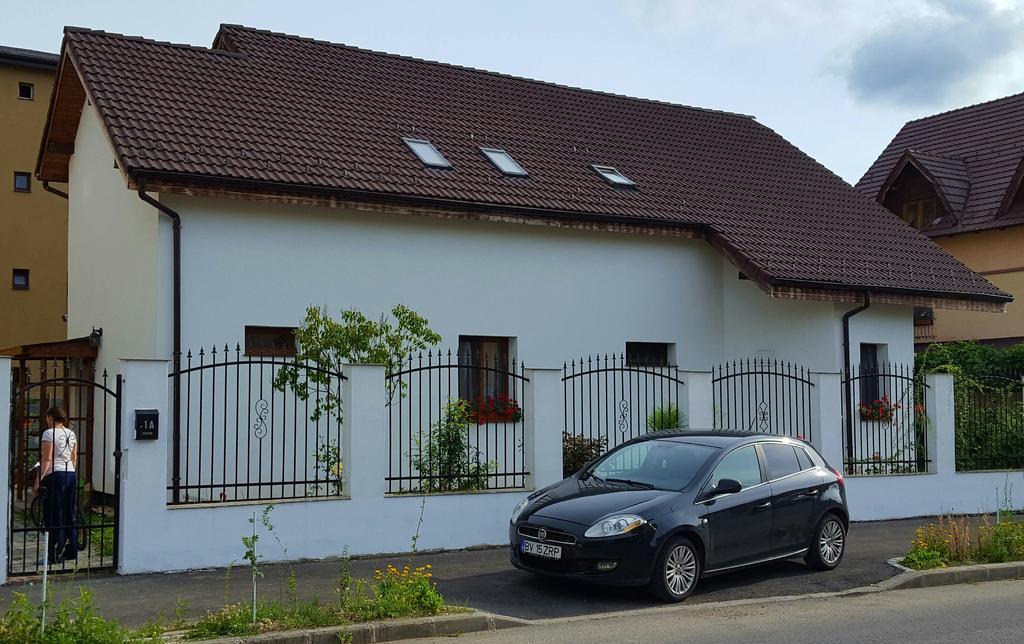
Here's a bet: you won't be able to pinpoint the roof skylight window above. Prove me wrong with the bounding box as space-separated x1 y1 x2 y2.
480 147 528 176
592 165 636 187
403 138 452 169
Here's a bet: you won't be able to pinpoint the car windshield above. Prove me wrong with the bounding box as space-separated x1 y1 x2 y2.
585 439 719 491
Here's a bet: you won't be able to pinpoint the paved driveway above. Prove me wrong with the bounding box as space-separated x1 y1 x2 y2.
0 518 919 626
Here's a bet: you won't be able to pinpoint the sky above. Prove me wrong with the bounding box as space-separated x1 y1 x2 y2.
3 0 1023 184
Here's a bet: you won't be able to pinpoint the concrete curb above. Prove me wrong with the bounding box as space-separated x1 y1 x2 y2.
172 611 527 644
882 560 1024 590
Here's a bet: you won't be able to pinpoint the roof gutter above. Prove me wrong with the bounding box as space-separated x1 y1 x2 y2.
771 277 1012 304
841 294 870 467
42 180 68 200
136 185 183 504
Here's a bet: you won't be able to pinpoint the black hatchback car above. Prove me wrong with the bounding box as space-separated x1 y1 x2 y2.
509 431 848 601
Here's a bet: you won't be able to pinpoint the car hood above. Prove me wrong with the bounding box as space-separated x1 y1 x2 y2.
524 477 678 526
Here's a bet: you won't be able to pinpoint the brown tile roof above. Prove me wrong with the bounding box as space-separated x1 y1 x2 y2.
40 25 1009 305
857 91 1024 236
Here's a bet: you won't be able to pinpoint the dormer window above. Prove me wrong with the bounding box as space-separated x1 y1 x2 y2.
901 199 935 230
591 164 636 187
403 138 452 169
480 148 528 177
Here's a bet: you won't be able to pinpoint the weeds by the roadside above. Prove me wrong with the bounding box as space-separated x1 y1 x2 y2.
0 589 160 644
902 514 1024 569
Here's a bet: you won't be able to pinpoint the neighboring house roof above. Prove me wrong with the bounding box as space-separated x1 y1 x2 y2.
857 91 1024 236
36 25 1010 308
0 45 59 70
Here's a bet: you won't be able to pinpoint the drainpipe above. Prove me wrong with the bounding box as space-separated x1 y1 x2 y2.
42 181 69 200
841 294 871 466
136 185 183 503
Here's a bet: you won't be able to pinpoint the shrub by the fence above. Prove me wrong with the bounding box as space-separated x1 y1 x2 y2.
562 432 607 477
952 371 1024 471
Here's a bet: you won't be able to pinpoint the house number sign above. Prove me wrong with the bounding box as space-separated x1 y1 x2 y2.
134 409 159 440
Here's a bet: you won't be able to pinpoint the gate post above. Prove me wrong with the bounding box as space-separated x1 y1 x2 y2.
926 373 954 474
0 356 11 585
811 372 843 468
680 371 713 428
118 359 171 574
342 364 387 500
525 368 562 488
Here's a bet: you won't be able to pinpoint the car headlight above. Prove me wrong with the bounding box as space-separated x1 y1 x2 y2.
510 497 530 524
584 514 648 538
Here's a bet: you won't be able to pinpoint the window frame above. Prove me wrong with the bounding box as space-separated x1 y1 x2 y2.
479 147 528 177
900 199 935 230
244 325 297 357
858 343 886 405
402 137 453 169
704 444 765 493
458 335 512 410
591 164 636 187
12 268 29 291
625 342 671 367
18 82 34 101
13 172 31 193
758 441 804 482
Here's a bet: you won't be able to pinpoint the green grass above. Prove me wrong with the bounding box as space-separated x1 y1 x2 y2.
0 589 161 644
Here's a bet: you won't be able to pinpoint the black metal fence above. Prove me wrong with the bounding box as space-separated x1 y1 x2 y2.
842 362 929 475
386 351 529 494
168 345 346 504
8 362 120 576
562 355 685 476
711 358 814 441
953 370 1023 471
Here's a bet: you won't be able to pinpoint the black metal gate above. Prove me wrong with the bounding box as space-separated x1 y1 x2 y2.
8 364 121 576
711 358 815 441
562 355 686 476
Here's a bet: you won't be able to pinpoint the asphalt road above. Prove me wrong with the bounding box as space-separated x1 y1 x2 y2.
0 518 918 626
416 579 1024 643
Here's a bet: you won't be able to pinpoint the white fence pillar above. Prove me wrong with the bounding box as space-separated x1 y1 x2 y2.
680 370 713 428
526 368 563 489
0 356 11 585
811 372 843 468
118 359 171 574
343 364 387 500
926 372 954 474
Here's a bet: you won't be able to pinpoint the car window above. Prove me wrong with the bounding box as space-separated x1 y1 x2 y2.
795 446 814 471
589 440 719 490
709 445 762 489
762 443 801 480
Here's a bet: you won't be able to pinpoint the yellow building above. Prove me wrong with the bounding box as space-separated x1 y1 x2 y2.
857 92 1024 348
0 46 67 348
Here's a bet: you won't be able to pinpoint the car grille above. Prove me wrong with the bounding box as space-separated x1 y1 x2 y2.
517 524 577 545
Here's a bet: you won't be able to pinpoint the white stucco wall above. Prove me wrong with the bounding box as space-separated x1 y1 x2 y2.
68 104 161 373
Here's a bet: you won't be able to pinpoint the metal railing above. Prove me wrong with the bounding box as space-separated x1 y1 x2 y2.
842 362 929 475
386 351 529 494
711 358 814 441
167 345 346 504
953 369 1024 471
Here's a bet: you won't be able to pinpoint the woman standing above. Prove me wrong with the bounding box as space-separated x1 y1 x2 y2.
34 406 79 563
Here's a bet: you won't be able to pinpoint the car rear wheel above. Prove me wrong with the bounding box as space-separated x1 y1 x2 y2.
805 513 846 571
649 536 700 602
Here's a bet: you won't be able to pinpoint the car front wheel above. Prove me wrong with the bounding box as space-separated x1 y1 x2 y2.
649 536 701 602
805 513 846 570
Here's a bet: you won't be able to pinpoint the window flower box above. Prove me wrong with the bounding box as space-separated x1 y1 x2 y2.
468 394 523 424
858 394 900 422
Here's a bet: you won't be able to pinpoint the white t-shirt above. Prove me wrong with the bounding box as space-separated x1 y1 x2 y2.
42 426 76 476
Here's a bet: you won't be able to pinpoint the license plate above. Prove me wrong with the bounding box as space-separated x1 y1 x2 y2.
521 539 562 559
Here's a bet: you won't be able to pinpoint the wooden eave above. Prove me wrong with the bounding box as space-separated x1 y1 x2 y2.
0 337 98 361
876 151 960 223
35 47 87 183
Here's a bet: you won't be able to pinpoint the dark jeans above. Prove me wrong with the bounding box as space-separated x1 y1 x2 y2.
41 471 79 563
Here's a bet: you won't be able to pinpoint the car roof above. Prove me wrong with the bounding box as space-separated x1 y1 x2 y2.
637 429 806 448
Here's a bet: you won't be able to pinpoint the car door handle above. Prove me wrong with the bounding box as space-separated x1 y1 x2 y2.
755 500 772 511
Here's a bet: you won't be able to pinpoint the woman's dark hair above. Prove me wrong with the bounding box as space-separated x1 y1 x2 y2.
46 406 68 424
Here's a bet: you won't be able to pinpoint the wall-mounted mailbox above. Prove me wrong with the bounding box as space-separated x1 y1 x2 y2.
134 409 159 440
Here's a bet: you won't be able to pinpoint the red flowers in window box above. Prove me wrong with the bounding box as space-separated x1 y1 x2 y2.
858 395 900 422
468 394 523 423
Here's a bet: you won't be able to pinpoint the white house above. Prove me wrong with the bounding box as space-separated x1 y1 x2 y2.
6 23 1018 579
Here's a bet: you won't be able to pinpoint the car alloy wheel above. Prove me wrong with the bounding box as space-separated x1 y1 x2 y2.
665 543 698 596
818 518 845 565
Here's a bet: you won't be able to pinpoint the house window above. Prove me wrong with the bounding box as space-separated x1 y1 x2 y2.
626 342 670 367
858 343 887 404
244 326 296 356
913 307 934 326
591 164 636 187
12 269 29 291
458 335 512 407
14 172 31 192
403 138 452 169
18 82 34 100
900 199 935 230
480 148 528 176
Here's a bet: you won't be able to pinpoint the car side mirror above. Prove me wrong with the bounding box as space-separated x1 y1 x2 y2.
713 478 743 496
